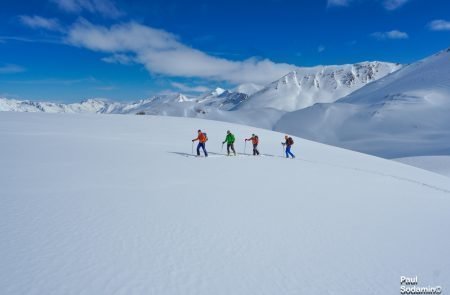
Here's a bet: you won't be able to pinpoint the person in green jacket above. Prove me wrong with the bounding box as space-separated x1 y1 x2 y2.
222 130 236 156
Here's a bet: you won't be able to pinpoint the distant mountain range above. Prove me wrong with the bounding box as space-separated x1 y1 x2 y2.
0 61 400 115
2 48 449 159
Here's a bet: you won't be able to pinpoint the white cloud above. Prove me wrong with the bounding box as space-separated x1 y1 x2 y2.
371 30 409 40
51 0 123 18
0 64 26 74
383 0 409 10
0 36 63 45
171 82 210 93
328 0 410 10
66 20 296 84
19 15 64 32
428 19 450 31
318 45 326 53
102 54 136 65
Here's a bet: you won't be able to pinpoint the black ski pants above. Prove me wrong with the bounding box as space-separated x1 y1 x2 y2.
253 144 260 155
227 143 236 155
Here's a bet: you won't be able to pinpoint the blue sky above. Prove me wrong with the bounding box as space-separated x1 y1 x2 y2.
0 0 449 102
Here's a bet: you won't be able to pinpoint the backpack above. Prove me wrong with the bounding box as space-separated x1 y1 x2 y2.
203 133 208 142
288 137 294 145
254 135 259 144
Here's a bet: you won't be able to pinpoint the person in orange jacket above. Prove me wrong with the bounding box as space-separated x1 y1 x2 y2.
245 134 260 156
192 129 208 157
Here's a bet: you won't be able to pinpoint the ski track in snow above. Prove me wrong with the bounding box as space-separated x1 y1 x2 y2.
395 156 450 178
294 157 450 195
171 152 450 194
170 151 280 158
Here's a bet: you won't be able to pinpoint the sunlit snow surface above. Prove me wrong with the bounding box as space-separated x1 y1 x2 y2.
1 112 449 295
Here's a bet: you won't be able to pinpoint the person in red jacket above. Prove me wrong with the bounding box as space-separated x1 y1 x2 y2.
245 134 260 156
192 129 208 157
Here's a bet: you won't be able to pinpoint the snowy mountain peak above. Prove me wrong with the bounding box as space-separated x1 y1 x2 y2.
79 98 109 108
283 70 299 80
212 87 226 96
233 83 264 96
341 48 450 106
279 71 300 87
238 61 402 112
176 93 189 102
434 47 450 57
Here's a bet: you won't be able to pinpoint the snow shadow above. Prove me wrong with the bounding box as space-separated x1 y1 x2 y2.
168 151 282 158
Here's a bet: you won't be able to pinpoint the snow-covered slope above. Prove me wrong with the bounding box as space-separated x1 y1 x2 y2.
238 61 401 112
233 83 264 96
275 48 450 158
1 112 449 295
395 156 450 177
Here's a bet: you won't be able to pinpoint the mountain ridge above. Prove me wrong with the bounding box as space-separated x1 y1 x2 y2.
237 61 401 112
0 61 401 115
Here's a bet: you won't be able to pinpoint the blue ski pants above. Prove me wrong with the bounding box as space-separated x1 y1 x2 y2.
285 145 295 158
197 142 208 157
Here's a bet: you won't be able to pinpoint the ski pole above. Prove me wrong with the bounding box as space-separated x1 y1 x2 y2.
221 142 224 153
244 140 247 155
282 144 285 157
192 141 194 155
